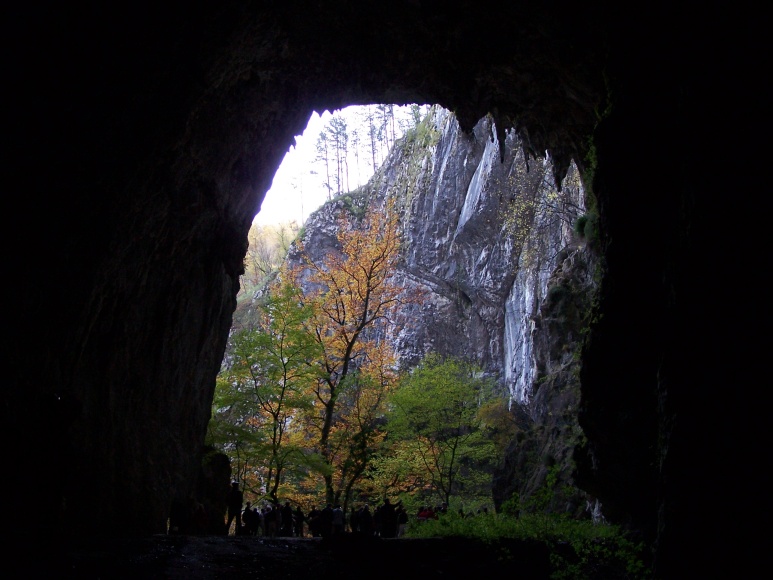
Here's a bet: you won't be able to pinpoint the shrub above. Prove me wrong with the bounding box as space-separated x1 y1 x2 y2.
407 466 648 579
547 283 570 307
405 510 649 579
574 211 600 250
574 215 589 237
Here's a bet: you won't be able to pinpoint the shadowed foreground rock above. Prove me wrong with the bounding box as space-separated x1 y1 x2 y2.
6 2 764 578
53 536 550 580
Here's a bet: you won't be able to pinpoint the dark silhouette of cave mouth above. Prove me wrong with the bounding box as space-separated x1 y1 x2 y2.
8 4 759 579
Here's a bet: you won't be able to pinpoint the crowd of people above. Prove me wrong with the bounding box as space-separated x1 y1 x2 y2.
170 480 477 538
229 496 447 539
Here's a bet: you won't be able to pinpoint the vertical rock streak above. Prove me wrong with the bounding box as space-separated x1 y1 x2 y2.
297 106 588 410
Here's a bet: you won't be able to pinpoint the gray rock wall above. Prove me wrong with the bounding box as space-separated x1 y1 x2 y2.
287 106 595 511
296 107 588 406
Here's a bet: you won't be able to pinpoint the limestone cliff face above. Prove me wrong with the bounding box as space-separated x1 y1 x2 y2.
286 106 597 511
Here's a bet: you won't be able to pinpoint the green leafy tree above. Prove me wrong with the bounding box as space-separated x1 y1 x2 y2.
208 281 321 503
386 354 499 507
322 368 394 509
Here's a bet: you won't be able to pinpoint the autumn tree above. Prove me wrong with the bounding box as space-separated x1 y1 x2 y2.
321 356 396 508
386 353 499 507
208 280 321 503
287 199 415 508
243 222 300 289
362 438 429 503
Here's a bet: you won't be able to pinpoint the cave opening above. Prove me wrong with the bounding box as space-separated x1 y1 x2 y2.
214 96 597 548
8 3 760 577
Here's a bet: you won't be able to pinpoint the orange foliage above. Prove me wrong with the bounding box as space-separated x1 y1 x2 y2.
280 198 421 505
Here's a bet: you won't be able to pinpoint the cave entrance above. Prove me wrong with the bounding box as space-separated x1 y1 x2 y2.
214 98 594 526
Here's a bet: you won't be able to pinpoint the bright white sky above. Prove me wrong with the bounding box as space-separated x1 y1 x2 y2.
253 110 331 226
253 105 422 226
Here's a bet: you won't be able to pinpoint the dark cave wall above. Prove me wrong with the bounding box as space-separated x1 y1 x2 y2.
7 3 308 538
5 2 761 577
8 1 607 539
572 6 761 574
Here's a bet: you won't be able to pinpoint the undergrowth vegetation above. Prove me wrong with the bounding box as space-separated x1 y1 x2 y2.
404 510 649 579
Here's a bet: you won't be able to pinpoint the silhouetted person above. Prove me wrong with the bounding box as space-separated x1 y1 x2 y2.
380 498 397 538
281 501 294 536
358 504 374 537
320 503 334 537
225 481 243 535
254 507 265 536
308 506 322 537
243 501 257 535
373 503 383 537
264 505 278 537
349 505 359 534
192 499 208 534
331 504 345 535
293 505 305 537
274 501 283 535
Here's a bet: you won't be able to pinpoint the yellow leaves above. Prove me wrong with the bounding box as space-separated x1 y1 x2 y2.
367 438 430 497
283 199 411 501
314 200 399 301
222 198 420 506
477 398 519 454
285 427 311 447
242 221 300 289
287 200 409 390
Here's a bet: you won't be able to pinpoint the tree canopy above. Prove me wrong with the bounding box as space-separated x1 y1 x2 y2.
211 199 431 511
386 354 499 507
286 198 414 507
208 280 320 502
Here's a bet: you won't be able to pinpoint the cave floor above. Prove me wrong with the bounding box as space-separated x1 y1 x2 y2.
38 534 552 579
